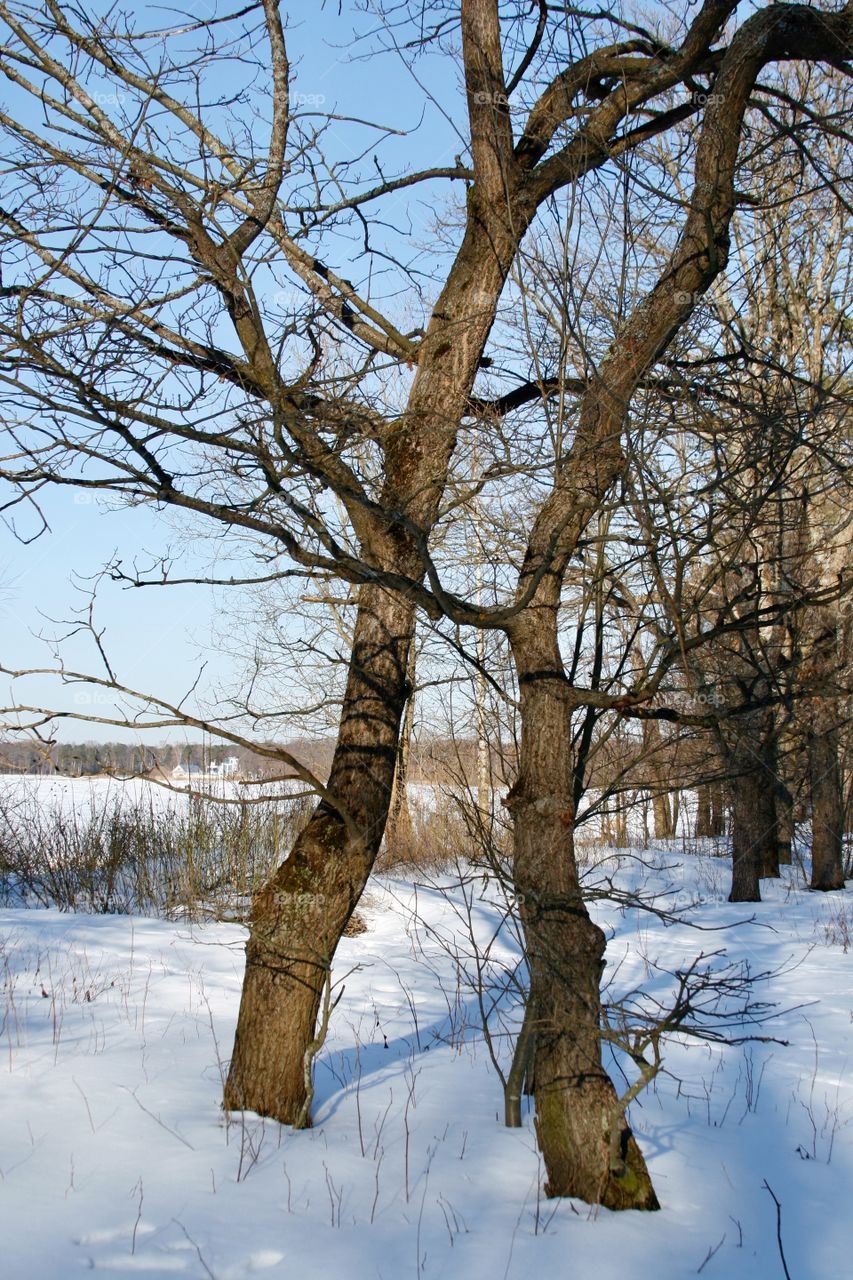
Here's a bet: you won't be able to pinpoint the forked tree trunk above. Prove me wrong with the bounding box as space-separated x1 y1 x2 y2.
224 584 414 1120
507 618 658 1209
223 85 530 1117
808 718 845 891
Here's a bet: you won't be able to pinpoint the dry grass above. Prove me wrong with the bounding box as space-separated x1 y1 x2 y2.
0 787 312 920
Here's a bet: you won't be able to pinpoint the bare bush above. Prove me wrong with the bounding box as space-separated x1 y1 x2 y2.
0 787 311 919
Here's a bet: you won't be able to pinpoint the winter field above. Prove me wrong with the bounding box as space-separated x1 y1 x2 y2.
0 776 851 1279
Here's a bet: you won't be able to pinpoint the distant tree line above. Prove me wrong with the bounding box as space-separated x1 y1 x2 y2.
0 740 288 777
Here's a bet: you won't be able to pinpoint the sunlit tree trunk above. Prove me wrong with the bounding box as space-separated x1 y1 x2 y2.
225 584 414 1118
385 642 418 860
224 92 533 1114
695 784 712 838
507 609 658 1209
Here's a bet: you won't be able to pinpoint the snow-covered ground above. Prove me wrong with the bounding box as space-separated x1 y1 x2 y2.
1 781 851 1278
0 773 296 815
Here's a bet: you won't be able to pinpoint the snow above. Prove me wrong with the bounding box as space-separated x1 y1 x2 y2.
1 784 851 1278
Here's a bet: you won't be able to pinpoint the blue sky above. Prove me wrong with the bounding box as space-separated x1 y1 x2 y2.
0 0 464 743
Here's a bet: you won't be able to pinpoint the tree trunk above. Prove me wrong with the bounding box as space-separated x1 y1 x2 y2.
652 790 674 841
729 764 779 900
384 641 417 862
671 789 681 837
760 741 781 880
504 991 538 1128
710 779 726 837
223 111 530 1120
809 718 845 891
695 784 712 838
507 618 658 1209
643 720 675 839
224 584 414 1120
614 789 629 847
725 716 780 901
728 766 768 902
774 780 794 866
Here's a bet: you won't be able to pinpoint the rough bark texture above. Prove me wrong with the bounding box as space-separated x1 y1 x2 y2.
803 614 846 890
507 616 658 1209
653 791 676 840
728 766 778 902
760 736 782 880
223 1 549 1122
224 584 414 1119
383 643 417 864
492 2 853 1198
809 719 845 891
726 725 781 903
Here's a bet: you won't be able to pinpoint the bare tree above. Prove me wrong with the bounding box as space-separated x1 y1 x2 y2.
1 0 852 1208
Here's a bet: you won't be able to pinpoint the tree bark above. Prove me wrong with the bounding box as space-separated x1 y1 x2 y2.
223 0 853 1134
223 61 530 1117
710 780 726 837
383 642 417 863
507 615 658 1209
695 784 712 838
808 718 845 891
224 584 414 1119
774 779 794 866
728 765 777 902
643 722 676 839
653 791 675 840
726 725 783 901
760 735 781 880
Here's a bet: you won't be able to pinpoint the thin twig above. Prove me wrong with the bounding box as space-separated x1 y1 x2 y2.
762 1180 793 1280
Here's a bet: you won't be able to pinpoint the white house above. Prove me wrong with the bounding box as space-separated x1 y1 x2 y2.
170 756 239 781
171 762 204 780
208 756 239 778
